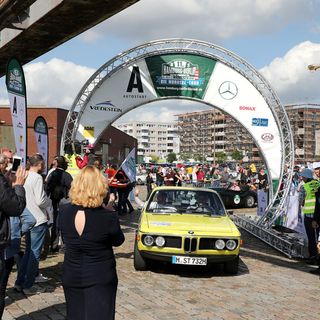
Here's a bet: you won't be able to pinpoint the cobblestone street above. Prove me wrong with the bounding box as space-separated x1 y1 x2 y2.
3 188 320 320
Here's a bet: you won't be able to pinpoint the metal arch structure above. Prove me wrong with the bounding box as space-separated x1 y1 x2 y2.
61 38 300 257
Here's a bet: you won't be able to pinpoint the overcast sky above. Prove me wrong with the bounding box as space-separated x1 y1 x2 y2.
0 0 320 123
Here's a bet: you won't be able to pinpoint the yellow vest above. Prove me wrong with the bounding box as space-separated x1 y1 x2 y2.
302 180 319 217
65 154 80 178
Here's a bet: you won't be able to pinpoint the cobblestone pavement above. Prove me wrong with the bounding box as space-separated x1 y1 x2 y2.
3 187 320 320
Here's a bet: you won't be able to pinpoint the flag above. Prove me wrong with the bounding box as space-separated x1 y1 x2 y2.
34 116 48 174
5 57 27 166
120 148 136 183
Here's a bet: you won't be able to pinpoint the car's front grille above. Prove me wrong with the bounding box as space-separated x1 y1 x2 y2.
184 237 197 252
199 238 216 250
165 236 182 248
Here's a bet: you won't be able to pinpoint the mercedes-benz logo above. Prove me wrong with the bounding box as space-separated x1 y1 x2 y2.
218 81 238 100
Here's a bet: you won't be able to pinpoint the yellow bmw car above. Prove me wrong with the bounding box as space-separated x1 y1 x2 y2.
134 186 241 274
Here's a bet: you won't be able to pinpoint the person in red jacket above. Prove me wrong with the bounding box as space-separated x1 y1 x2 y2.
75 144 95 169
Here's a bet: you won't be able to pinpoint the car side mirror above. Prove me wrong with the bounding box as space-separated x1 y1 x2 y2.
227 210 234 215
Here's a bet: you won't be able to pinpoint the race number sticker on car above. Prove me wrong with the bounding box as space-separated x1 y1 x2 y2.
234 195 241 204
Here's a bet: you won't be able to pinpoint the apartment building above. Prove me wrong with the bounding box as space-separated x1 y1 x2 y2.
115 121 179 161
176 109 260 161
285 104 320 164
176 104 320 164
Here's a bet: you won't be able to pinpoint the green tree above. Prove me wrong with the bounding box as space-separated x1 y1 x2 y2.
215 151 227 163
167 152 177 163
150 155 160 163
231 149 243 161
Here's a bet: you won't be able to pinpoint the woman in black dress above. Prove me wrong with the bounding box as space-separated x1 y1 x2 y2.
59 165 125 320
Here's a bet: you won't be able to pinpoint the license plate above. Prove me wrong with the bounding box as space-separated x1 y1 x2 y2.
172 256 207 266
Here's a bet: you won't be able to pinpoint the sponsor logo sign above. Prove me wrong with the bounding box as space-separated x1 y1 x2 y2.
8 68 23 93
219 81 238 100
252 118 268 127
239 106 256 111
90 101 122 112
261 133 274 143
146 54 216 99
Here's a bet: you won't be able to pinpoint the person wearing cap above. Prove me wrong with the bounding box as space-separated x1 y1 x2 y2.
299 168 320 265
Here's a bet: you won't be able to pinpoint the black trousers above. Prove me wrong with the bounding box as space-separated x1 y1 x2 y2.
0 254 15 318
304 216 319 258
50 201 60 251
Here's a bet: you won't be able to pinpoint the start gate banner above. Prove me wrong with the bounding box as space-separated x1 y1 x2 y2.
5 57 27 166
34 116 48 174
76 53 282 185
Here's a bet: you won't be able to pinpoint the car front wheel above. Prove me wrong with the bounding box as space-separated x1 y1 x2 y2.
134 240 148 271
245 195 255 208
224 256 239 275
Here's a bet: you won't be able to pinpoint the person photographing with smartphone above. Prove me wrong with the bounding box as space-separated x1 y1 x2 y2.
0 152 28 317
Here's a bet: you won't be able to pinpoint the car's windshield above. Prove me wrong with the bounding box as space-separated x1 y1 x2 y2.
146 189 225 216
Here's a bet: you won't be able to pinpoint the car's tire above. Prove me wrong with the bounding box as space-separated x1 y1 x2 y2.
245 195 255 208
224 256 239 275
134 240 148 271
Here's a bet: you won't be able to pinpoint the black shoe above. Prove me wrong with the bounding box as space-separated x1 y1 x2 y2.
309 267 320 274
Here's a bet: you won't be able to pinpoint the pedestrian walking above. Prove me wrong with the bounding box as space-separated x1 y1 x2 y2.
45 156 72 252
58 165 125 320
14 154 52 294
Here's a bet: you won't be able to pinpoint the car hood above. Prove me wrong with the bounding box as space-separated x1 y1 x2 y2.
141 213 240 236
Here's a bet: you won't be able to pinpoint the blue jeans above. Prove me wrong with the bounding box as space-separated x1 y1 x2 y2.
15 223 48 289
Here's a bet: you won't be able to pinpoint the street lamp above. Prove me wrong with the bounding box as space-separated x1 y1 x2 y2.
308 64 320 71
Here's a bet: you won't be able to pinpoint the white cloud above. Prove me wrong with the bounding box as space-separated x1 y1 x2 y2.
260 41 320 104
80 0 316 43
22 58 96 107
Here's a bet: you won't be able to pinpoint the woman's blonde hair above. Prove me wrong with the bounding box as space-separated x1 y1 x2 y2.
69 165 108 208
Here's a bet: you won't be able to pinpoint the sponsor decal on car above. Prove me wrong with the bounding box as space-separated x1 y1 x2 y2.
234 195 241 204
150 222 172 226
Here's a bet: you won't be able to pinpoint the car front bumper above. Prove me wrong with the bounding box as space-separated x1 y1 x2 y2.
139 250 239 264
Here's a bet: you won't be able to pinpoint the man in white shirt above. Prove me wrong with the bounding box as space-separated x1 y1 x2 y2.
15 154 52 294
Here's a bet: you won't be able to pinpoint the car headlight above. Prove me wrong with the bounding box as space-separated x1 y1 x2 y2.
155 236 165 247
215 239 225 250
144 235 154 246
226 239 237 250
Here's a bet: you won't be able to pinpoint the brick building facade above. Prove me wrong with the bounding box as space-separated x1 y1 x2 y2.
0 105 137 166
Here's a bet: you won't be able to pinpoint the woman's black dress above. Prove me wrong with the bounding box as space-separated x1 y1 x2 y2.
59 204 125 320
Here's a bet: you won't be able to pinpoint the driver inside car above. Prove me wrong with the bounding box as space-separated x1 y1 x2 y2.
187 192 214 213
135 190 170 211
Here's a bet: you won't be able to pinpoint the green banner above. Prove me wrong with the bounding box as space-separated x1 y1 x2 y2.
145 54 216 99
